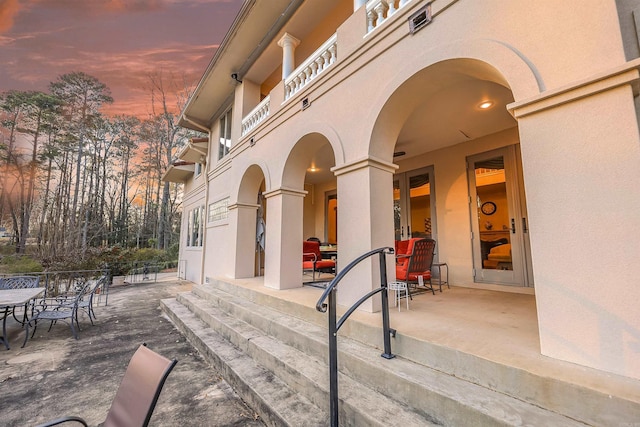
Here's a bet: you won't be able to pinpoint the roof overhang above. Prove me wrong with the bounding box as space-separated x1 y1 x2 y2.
161 162 195 183
178 137 209 163
179 0 305 131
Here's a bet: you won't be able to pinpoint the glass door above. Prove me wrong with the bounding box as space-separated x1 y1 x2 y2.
394 166 436 241
468 146 532 286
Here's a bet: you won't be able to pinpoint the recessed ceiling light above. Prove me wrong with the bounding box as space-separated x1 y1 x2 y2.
478 101 494 110
307 166 318 172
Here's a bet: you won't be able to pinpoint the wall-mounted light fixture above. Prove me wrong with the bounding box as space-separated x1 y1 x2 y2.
231 73 242 84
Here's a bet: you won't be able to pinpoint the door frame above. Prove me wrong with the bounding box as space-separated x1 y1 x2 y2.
394 165 438 243
467 145 532 287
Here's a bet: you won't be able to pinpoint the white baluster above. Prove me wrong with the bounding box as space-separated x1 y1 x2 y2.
387 0 396 15
310 61 319 78
315 56 325 74
304 67 313 84
367 9 376 32
375 2 387 25
328 44 337 65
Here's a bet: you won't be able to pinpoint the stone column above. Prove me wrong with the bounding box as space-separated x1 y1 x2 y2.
277 33 301 80
263 187 307 289
332 157 398 312
509 67 640 380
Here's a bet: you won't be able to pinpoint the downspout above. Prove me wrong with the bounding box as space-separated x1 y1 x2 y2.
199 147 210 286
197 134 211 286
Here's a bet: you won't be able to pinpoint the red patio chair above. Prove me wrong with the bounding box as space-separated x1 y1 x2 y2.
303 240 336 281
395 238 436 296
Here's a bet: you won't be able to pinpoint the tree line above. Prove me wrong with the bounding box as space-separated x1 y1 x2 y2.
0 71 198 262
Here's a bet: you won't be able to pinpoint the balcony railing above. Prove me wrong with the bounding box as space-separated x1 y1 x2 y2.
366 0 411 33
241 95 271 136
284 33 337 100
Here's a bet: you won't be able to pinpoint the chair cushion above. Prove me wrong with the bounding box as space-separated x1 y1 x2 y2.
395 240 410 256
303 260 335 268
396 265 431 281
488 244 511 262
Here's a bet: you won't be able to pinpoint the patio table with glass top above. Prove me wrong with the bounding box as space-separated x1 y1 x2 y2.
0 287 45 350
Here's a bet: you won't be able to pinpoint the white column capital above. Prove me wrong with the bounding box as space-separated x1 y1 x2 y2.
277 32 300 49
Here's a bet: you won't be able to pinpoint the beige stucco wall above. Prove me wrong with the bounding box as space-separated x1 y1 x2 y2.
183 0 640 379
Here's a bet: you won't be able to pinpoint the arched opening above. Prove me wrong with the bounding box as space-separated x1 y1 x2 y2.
371 58 533 290
282 132 337 285
235 164 267 278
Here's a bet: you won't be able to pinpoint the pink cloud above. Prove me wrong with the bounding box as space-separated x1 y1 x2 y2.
0 0 20 33
0 0 244 117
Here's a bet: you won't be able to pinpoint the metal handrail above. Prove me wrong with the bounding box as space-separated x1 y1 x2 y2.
315 246 395 427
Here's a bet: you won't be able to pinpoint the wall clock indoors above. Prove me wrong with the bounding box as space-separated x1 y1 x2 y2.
481 201 497 215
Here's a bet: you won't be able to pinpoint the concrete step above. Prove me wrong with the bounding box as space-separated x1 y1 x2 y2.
161 298 327 427
207 279 640 427
164 284 588 426
169 292 439 426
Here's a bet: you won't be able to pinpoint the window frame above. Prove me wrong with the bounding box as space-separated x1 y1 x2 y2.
218 109 232 160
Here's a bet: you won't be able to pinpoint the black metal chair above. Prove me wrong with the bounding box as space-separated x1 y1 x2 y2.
22 281 91 346
0 275 40 289
72 274 109 328
35 344 177 427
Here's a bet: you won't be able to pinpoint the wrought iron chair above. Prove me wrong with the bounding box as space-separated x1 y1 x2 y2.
395 238 436 296
35 343 177 427
303 240 336 281
22 281 91 346
69 274 109 328
0 275 40 289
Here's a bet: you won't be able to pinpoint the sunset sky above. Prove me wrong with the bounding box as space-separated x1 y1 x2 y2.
0 0 244 117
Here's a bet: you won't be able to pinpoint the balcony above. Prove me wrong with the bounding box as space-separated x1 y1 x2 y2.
241 95 271 136
366 0 413 34
239 0 421 137
284 33 338 101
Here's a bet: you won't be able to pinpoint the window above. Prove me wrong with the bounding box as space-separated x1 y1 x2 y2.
208 197 229 222
218 109 232 159
195 163 202 177
186 206 204 247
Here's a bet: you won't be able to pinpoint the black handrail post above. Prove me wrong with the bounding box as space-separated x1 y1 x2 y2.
379 251 394 359
328 287 339 427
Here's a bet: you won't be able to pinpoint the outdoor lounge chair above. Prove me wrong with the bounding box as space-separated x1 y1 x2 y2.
35 343 177 427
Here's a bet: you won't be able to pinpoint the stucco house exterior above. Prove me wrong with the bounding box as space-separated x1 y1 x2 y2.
163 0 640 385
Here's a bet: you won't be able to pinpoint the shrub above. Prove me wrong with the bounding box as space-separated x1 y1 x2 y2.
0 255 44 274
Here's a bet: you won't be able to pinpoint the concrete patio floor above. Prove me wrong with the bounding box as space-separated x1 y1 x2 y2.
0 275 265 427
